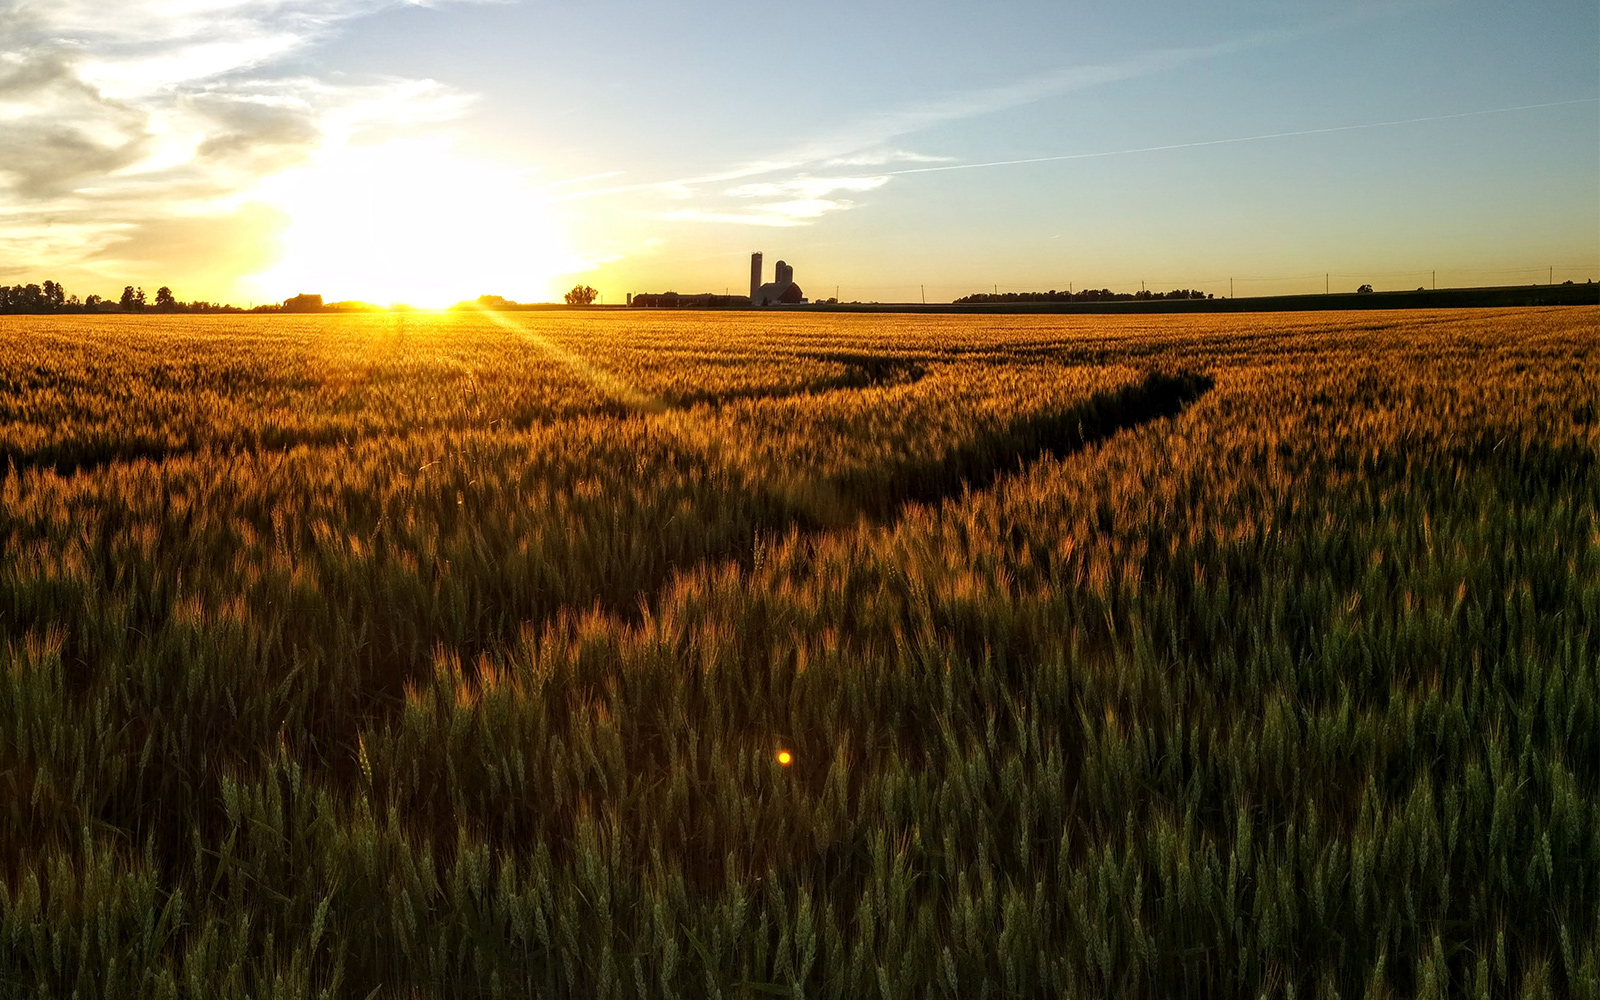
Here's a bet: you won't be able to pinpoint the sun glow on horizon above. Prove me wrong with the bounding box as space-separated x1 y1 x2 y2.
252 139 584 308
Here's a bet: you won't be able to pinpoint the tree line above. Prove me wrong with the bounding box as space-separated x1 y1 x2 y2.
0 281 247 314
955 288 1211 304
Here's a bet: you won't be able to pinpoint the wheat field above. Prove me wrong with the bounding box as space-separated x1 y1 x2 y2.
0 307 1595 998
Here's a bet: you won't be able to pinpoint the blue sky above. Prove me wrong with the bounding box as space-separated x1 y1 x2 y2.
1 0 1594 303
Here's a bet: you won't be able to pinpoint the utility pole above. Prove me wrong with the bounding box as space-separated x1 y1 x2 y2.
921 285 926 304
1432 270 1436 290
835 285 839 301
993 284 998 296
1325 274 1329 295
1550 265 1554 285
1230 278 1234 299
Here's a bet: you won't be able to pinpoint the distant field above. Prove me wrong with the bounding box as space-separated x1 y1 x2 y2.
0 308 1595 998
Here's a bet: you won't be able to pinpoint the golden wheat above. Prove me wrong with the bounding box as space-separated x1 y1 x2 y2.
0 306 1594 998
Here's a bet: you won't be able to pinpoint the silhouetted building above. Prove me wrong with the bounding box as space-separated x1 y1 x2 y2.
628 291 749 308
749 252 806 306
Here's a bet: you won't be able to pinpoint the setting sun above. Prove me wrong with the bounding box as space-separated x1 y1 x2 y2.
253 139 580 308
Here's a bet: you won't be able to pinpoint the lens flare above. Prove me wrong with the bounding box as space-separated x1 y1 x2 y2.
776 749 793 766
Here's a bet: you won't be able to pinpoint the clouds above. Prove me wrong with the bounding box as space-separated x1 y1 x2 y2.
88 202 288 292
616 35 1274 232
724 176 891 200
0 0 484 298
0 48 78 96
825 150 955 168
0 48 151 198
190 92 322 164
0 117 151 201
663 174 891 227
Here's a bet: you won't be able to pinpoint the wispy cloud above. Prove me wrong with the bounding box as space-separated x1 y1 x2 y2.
725 176 889 200
665 192 883 228
656 174 892 227
639 10 1467 232
0 0 487 296
825 149 955 168
592 33 1283 231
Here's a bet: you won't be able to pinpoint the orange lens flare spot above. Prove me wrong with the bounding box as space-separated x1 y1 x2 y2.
776 749 793 766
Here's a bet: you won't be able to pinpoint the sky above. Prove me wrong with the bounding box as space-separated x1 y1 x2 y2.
1 0 1595 306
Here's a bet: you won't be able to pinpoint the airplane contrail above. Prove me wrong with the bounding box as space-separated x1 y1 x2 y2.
886 98 1599 176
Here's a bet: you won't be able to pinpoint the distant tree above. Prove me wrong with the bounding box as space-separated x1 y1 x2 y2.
564 284 599 306
84 295 103 310
470 294 518 310
283 293 324 313
120 286 143 311
1356 284 1374 294
155 286 177 311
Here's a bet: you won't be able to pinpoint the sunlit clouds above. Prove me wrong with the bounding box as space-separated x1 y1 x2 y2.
0 0 501 300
